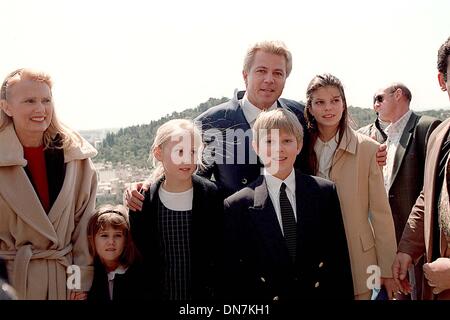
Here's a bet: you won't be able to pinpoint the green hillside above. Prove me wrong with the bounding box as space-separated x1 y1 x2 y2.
96 98 450 169
96 97 229 168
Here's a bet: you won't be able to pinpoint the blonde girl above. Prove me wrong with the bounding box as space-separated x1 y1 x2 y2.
128 119 221 301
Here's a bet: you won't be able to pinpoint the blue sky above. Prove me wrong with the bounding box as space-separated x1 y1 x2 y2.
1 0 449 130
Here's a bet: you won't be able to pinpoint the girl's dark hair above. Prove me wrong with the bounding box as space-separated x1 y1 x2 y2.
303 73 350 176
87 204 139 267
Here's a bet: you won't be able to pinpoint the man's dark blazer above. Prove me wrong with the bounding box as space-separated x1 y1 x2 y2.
128 174 222 300
222 170 354 300
387 113 441 243
195 90 309 198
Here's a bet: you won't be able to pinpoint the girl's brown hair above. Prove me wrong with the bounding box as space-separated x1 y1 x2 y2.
87 204 139 267
304 73 352 176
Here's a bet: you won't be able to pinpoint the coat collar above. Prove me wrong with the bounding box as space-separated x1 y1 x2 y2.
0 123 27 167
336 126 358 155
249 171 309 265
0 123 97 167
329 126 357 180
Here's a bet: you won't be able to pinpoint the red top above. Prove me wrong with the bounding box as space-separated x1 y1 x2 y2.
23 145 50 213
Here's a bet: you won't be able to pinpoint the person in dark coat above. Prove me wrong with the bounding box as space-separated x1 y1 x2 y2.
87 205 148 301
129 119 221 300
222 108 353 300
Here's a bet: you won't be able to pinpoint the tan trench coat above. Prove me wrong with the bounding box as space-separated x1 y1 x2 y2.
0 123 97 299
328 127 397 295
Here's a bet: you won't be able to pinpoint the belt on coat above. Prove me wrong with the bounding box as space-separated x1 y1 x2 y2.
0 244 72 299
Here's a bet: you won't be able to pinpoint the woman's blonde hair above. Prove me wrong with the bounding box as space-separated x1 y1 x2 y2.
0 68 82 150
252 108 304 148
87 204 138 267
148 119 204 183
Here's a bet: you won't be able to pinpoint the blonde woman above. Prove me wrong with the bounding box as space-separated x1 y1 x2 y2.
0 68 98 299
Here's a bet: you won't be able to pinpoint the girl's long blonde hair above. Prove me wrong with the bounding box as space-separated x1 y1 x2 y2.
148 119 204 183
0 68 82 150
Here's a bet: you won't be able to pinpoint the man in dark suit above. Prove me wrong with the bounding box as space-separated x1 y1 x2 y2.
195 41 309 199
359 83 441 299
124 40 386 208
222 108 353 300
393 36 450 300
124 40 309 209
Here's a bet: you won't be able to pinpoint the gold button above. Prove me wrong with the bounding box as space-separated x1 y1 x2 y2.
315 282 320 288
319 262 324 268
260 277 266 283
273 296 279 301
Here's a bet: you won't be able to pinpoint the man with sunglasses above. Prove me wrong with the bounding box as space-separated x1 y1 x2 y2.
359 83 440 299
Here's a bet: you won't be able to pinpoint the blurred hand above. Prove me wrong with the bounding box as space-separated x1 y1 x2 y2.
392 252 413 294
123 181 149 212
69 291 87 300
376 144 387 167
381 277 399 300
423 258 450 295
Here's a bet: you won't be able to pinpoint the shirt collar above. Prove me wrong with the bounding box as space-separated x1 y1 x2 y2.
107 265 128 281
385 110 412 137
316 134 339 150
264 168 296 195
241 93 278 125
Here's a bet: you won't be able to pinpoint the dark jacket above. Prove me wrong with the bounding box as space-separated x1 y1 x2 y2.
129 174 222 300
87 257 149 301
386 114 441 243
222 170 353 300
195 90 309 198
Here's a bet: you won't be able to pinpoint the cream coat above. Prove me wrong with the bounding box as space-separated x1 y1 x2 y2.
0 123 98 299
328 127 397 295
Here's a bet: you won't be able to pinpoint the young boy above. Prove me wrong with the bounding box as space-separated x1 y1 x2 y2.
222 108 354 300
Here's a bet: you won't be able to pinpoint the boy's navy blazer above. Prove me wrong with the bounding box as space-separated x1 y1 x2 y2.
222 170 354 300
129 174 222 300
195 90 309 198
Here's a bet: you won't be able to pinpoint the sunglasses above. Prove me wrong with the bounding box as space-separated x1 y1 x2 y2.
373 88 398 104
373 95 386 103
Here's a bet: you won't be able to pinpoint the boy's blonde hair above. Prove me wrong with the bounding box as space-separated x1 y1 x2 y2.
252 108 303 147
87 205 138 267
149 119 204 183
0 68 83 150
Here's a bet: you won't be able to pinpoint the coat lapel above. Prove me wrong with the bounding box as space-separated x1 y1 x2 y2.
0 166 58 242
425 121 450 258
330 127 357 183
389 113 419 189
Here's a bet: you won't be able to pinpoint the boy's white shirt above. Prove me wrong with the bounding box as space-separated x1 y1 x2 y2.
263 168 297 236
